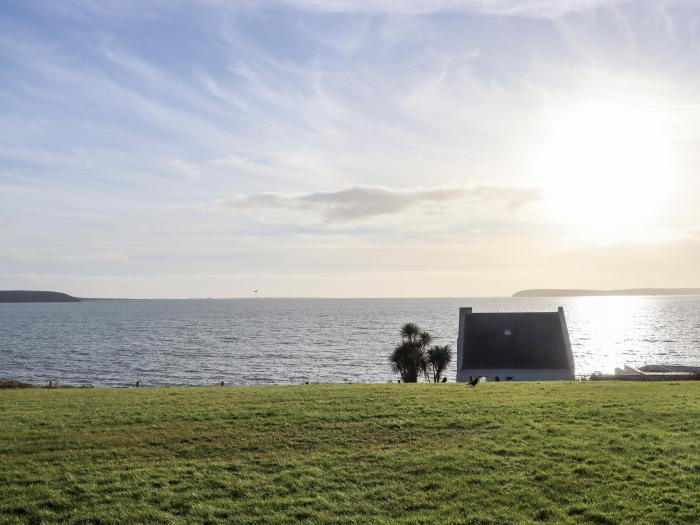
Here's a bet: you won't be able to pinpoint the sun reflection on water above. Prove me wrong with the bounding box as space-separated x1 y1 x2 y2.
567 296 660 374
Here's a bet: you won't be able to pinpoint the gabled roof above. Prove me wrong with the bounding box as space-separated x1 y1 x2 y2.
458 308 574 372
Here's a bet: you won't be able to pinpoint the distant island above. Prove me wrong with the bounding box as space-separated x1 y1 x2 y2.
513 288 700 298
0 290 81 303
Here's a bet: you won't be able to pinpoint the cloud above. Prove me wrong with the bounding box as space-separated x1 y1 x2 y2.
216 184 541 223
300 186 464 222
269 0 631 18
34 0 632 22
5 0 699 297
218 185 461 222
471 186 543 210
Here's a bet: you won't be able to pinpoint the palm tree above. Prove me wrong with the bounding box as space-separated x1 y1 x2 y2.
400 322 421 343
390 323 431 383
419 331 432 348
426 344 452 383
390 341 426 383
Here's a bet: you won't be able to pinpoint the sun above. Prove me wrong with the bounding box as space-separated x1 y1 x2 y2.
534 100 676 239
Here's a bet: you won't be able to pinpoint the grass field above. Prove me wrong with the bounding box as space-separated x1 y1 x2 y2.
1 382 698 524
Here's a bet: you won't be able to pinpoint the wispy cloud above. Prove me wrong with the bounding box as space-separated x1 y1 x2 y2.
2 0 699 296
270 0 631 18
216 184 542 224
37 0 629 19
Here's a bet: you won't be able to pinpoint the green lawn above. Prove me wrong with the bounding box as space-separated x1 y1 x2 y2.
0 382 698 524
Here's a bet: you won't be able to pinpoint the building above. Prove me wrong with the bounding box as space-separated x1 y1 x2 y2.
609 364 700 381
456 307 575 382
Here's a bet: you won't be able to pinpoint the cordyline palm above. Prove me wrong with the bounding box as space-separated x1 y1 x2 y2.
400 322 421 343
390 341 426 383
390 323 432 383
426 344 452 383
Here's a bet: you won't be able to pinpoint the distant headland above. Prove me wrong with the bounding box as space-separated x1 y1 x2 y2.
0 290 81 303
513 288 700 298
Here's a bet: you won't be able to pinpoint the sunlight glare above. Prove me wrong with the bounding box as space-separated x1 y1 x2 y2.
535 100 676 239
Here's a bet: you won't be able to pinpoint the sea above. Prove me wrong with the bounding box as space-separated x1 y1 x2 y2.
1 296 699 387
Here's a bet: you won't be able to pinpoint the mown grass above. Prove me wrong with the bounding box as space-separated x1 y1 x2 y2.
0 382 698 524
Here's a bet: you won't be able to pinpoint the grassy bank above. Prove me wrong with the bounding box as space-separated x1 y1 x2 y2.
1 382 698 524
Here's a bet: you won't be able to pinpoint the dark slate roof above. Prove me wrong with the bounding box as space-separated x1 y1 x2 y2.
462 312 570 370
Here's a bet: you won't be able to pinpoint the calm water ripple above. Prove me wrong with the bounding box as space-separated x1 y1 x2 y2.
1 296 699 386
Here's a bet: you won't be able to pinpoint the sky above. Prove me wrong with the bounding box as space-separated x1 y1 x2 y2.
1 0 699 298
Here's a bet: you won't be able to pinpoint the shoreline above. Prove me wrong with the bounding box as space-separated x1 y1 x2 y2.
4 376 699 390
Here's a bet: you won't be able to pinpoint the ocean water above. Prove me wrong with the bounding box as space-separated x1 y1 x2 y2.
1 296 699 386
